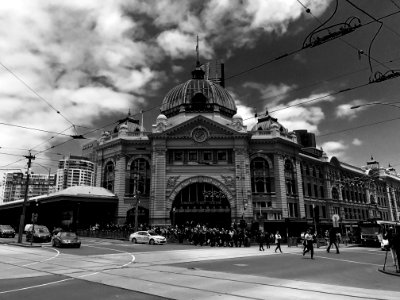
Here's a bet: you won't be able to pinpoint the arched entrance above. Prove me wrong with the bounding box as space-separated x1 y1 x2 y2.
171 182 231 228
126 207 149 227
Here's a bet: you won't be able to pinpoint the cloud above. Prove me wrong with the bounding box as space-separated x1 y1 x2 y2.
0 0 334 173
320 140 349 160
267 92 336 133
352 138 362 146
335 99 366 120
243 82 295 108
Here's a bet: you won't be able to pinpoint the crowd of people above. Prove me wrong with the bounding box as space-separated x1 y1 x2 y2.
86 221 399 269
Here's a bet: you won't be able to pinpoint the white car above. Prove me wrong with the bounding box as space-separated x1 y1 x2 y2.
129 231 167 245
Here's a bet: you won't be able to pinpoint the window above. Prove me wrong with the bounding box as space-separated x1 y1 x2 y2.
288 203 298 218
332 187 339 200
188 151 198 162
103 161 115 192
284 160 296 196
217 150 227 161
320 186 324 198
203 151 212 161
307 183 312 197
126 158 151 196
174 151 183 162
314 185 318 198
251 157 274 193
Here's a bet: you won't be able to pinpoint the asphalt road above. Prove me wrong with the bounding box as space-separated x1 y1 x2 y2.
171 246 400 291
1 237 399 300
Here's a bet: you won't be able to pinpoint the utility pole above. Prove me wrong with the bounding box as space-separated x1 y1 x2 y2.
17 152 35 243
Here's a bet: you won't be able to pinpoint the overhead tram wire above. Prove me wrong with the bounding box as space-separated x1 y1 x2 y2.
0 62 77 131
225 6 400 82
299 0 391 72
316 115 400 138
29 125 75 152
0 122 74 137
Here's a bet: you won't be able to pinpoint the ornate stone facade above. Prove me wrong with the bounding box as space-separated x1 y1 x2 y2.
84 65 400 235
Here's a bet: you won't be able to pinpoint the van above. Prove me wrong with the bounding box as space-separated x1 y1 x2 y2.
25 225 51 243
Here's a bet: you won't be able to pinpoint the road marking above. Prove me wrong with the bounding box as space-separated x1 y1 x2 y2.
0 278 74 294
23 247 60 266
83 244 136 268
291 252 382 266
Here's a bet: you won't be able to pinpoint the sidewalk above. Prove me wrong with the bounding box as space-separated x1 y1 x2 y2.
0 235 45 247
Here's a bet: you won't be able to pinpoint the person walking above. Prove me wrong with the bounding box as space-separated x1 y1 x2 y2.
384 227 396 267
257 230 265 251
327 228 340 254
303 228 315 259
265 231 270 249
274 230 282 253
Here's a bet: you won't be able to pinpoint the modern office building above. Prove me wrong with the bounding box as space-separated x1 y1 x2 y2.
80 61 400 235
56 156 95 191
1 171 56 204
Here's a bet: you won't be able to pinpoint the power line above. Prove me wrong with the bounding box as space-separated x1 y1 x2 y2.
0 61 76 129
317 115 400 137
0 122 74 137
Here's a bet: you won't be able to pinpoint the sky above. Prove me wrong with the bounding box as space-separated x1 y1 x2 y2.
1 0 400 177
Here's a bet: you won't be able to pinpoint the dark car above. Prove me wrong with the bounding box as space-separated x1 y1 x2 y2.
52 231 81 248
26 225 51 243
0 225 16 238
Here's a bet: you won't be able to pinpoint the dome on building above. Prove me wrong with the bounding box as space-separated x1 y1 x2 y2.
156 114 167 121
113 112 145 133
160 64 237 118
251 111 288 134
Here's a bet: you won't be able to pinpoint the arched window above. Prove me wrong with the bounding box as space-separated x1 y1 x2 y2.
174 182 228 208
127 158 151 196
284 160 296 195
370 194 375 204
332 187 339 200
103 161 115 192
251 157 274 193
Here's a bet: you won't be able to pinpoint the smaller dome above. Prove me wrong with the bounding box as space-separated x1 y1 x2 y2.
232 113 242 120
251 111 288 133
119 123 128 131
157 114 167 120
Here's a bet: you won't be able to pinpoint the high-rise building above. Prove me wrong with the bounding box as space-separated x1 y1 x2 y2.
56 156 95 191
1 171 56 204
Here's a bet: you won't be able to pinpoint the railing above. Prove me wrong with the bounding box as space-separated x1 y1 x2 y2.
77 229 130 240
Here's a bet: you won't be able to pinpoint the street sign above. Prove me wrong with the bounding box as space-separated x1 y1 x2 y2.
332 214 340 227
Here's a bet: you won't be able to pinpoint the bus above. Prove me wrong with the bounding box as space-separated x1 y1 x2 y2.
358 220 400 248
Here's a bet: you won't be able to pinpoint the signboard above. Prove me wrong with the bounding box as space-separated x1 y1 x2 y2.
332 214 340 227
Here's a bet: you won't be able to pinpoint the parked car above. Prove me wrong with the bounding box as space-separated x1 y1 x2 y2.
26 225 51 243
129 231 167 245
0 225 16 238
52 231 81 248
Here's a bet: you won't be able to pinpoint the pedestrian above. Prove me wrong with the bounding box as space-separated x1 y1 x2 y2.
303 228 315 259
265 231 270 249
392 231 400 273
274 230 282 253
257 230 265 251
301 231 307 253
384 227 396 266
327 228 340 254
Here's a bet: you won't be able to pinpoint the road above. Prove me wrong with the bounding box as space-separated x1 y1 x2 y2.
0 237 399 300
